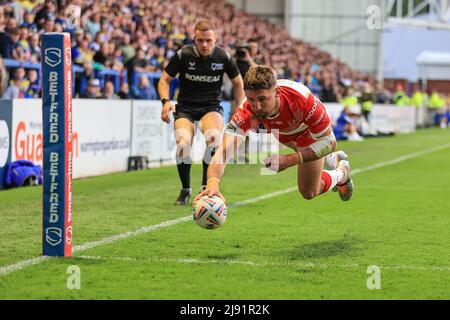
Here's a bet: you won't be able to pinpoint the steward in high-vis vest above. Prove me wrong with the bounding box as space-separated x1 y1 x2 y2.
393 84 410 106
358 82 375 120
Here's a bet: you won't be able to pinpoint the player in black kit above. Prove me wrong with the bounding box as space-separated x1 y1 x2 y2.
158 19 245 205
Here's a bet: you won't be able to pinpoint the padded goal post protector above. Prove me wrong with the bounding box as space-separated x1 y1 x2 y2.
41 33 73 256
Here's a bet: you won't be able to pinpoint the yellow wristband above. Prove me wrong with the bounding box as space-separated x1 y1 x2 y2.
207 177 220 184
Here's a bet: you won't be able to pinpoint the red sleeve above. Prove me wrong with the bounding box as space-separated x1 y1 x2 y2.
225 101 259 136
303 94 331 139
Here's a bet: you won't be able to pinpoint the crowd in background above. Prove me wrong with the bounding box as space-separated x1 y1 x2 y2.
0 0 449 124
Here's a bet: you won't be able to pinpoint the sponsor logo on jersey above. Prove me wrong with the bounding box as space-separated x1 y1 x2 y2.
185 73 221 83
211 63 224 71
312 109 325 126
188 61 196 70
233 114 245 126
226 120 239 133
305 97 319 122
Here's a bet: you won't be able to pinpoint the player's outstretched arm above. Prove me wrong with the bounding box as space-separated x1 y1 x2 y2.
230 75 245 107
158 71 176 123
194 133 244 203
264 128 337 172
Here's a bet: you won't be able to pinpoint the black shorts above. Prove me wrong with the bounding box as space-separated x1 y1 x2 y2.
174 104 223 123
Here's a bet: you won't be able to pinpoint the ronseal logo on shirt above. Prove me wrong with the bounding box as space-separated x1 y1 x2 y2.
185 73 221 82
0 120 9 168
225 120 245 136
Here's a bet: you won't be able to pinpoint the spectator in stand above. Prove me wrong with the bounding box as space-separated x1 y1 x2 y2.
440 103 450 129
392 83 410 106
333 106 364 142
12 25 31 63
341 86 359 108
34 0 57 30
128 48 153 73
12 66 29 92
2 67 29 99
54 21 64 32
72 35 94 66
131 74 156 100
119 33 135 66
88 31 101 52
428 89 446 127
102 81 119 99
21 12 38 33
234 41 257 78
42 16 56 33
320 77 339 102
375 83 392 104
55 4 74 34
85 10 101 39
359 81 375 121
1 81 20 99
80 78 102 99
26 69 40 98
4 16 18 34
66 2 82 30
149 46 166 72
410 86 428 110
19 0 42 12
28 33 41 64
93 41 111 69
111 47 124 72
0 56 8 97
126 47 153 85
118 82 131 99
0 27 19 59
72 28 84 48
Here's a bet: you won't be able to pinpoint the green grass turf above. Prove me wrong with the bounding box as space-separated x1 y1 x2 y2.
0 128 449 299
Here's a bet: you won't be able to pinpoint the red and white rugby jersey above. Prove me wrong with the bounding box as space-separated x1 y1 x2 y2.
225 79 331 142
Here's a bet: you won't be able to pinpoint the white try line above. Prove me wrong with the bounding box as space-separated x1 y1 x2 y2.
75 255 450 272
1 143 450 277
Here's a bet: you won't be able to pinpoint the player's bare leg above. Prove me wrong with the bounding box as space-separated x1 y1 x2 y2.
199 111 223 193
297 158 326 200
297 152 350 201
174 118 195 205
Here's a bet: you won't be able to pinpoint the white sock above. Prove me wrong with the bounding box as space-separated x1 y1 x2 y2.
324 169 345 190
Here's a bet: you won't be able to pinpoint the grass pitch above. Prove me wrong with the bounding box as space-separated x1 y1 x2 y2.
0 128 449 299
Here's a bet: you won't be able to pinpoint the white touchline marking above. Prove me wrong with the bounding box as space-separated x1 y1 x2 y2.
351 143 450 176
0 256 50 276
74 255 450 272
73 216 192 253
1 143 450 277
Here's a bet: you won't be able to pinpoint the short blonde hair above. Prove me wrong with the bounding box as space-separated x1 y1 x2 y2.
244 65 277 91
194 19 214 32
